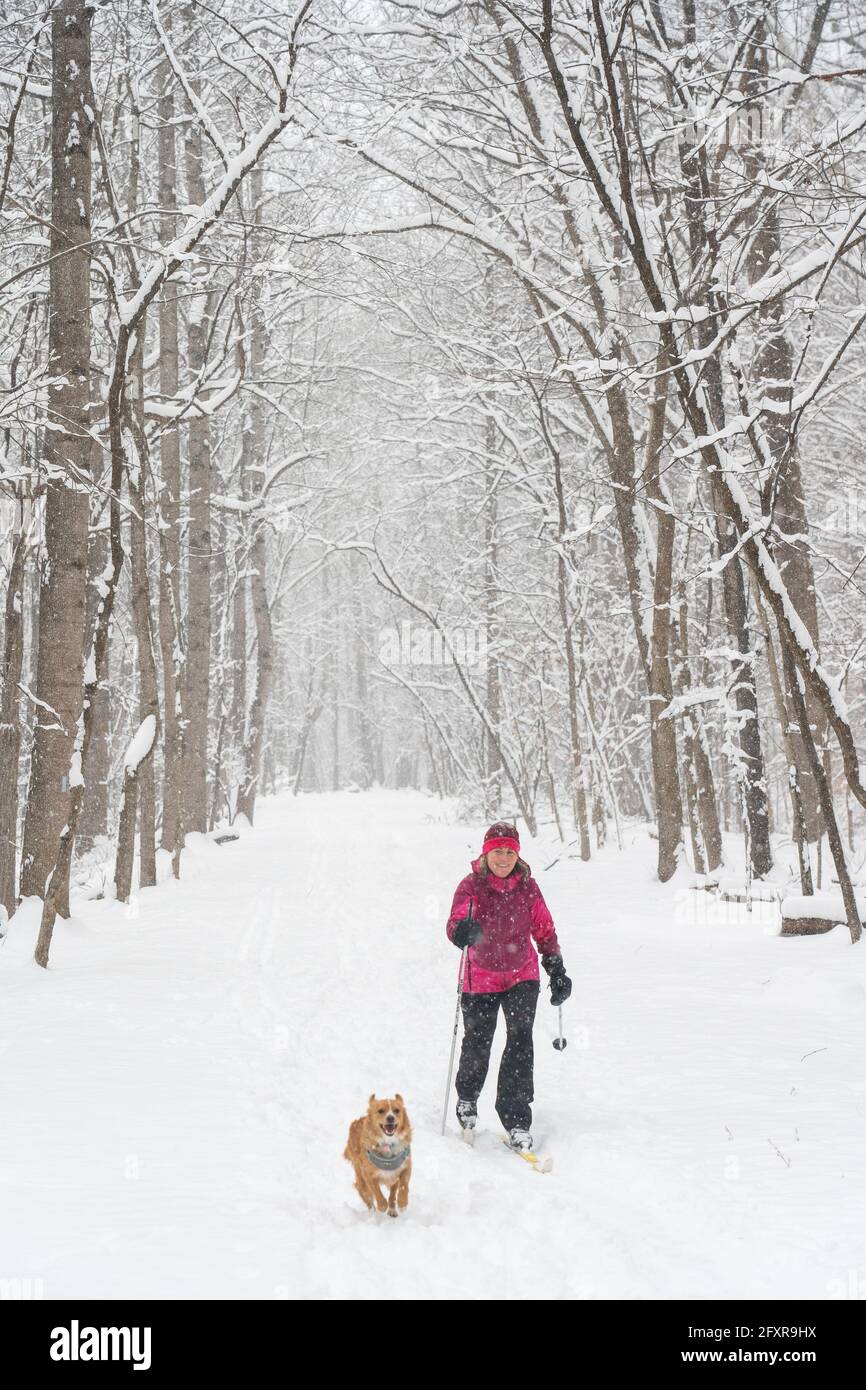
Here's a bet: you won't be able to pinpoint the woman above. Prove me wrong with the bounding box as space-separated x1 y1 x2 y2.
445 821 571 1151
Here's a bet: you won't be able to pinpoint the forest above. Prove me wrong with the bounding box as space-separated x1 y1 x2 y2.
2 0 866 962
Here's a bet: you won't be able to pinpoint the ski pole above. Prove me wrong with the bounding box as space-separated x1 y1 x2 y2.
440 946 468 1135
440 905 474 1135
552 1005 567 1050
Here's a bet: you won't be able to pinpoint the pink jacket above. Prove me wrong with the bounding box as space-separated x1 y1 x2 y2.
446 858 562 994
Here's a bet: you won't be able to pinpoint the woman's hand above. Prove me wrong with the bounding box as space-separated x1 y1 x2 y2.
452 908 482 949
542 953 572 1005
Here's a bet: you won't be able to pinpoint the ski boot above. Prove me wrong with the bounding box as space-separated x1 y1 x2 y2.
456 1099 477 1132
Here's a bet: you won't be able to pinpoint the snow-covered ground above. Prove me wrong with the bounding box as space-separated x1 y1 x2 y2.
2 789 866 1301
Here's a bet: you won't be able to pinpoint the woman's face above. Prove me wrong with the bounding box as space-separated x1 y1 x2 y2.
487 846 518 878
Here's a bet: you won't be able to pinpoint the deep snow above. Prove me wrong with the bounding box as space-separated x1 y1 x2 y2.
2 789 866 1300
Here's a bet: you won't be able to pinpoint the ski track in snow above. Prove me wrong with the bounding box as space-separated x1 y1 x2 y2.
2 789 866 1300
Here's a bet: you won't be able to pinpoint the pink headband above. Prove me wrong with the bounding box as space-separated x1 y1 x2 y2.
483 835 520 856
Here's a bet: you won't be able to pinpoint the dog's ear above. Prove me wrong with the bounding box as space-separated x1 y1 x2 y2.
368 1094 376 1107
395 1094 403 1105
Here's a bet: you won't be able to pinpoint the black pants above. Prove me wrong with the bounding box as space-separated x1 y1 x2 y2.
456 979 539 1132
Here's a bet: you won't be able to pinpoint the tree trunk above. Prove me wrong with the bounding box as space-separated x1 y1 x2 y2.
235 170 274 824
127 330 160 888
77 443 111 856
0 518 29 913
673 588 722 872
157 41 183 858
351 551 378 788
230 547 246 796
180 95 212 836
292 672 321 797
20 0 93 911
646 595 683 881
743 19 824 843
483 393 502 818
114 766 139 904
643 354 684 880
236 528 274 823
555 552 590 860
541 386 590 858
781 629 860 943
321 562 340 792
670 596 706 876
674 61 773 879
757 593 813 894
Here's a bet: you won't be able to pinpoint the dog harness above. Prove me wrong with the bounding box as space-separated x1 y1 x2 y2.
365 1144 411 1171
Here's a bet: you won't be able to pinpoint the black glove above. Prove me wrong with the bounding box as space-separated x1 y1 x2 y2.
542 953 572 1006
452 908 482 949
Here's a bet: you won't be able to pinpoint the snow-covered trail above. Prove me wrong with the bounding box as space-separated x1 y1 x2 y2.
3 789 866 1300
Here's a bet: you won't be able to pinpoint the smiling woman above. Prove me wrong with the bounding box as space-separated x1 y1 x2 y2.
445 822 572 1153
487 842 519 877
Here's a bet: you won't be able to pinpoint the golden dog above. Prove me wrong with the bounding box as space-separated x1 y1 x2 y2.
344 1094 412 1218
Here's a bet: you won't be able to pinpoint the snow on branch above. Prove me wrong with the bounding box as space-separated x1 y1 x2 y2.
117 111 304 331
669 412 760 461
658 688 727 720
123 715 157 774
143 373 242 421
646 208 866 340
0 70 49 99
148 0 229 169
116 0 313 337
